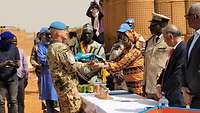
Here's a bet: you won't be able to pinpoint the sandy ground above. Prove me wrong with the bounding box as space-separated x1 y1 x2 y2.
18 33 42 113
24 72 42 113
5 72 42 113
21 35 43 113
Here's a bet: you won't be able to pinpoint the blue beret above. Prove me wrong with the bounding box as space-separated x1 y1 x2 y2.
0 31 16 40
40 27 49 33
118 23 131 33
49 21 68 30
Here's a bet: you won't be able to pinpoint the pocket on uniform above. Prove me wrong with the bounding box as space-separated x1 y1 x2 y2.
157 48 167 52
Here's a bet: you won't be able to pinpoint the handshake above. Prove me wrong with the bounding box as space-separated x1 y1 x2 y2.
88 60 108 69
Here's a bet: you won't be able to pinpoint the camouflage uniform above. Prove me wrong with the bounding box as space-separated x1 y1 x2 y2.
30 45 41 88
48 42 86 113
30 45 40 72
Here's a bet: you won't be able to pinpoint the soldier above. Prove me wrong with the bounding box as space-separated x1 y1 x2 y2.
30 27 49 111
47 21 92 113
144 12 170 100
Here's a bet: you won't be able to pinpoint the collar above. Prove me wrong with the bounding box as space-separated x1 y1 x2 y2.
173 40 182 49
194 28 200 36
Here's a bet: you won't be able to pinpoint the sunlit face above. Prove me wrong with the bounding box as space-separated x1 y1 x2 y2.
50 29 69 43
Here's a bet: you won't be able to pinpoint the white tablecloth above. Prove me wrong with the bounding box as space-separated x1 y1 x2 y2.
81 90 157 113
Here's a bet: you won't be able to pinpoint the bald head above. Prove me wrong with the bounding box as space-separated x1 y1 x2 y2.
162 24 181 38
162 24 182 47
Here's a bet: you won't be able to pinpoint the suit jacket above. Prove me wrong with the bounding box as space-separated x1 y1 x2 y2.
158 41 186 92
183 35 200 96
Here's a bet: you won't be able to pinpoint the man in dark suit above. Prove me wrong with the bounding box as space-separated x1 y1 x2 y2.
156 24 185 107
182 3 200 109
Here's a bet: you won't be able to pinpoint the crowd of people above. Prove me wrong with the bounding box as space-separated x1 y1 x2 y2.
0 1 200 113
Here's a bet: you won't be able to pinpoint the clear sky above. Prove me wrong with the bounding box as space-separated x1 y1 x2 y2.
0 0 92 32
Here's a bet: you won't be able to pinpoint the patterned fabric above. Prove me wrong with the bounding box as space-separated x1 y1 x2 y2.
77 41 106 60
30 45 40 68
48 42 86 113
107 46 144 95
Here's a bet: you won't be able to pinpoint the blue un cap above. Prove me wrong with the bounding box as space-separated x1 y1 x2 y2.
117 23 131 33
40 27 49 33
49 21 68 30
0 31 16 41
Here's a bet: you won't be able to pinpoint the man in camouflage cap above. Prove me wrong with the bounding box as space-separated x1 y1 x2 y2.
47 21 90 113
144 12 170 100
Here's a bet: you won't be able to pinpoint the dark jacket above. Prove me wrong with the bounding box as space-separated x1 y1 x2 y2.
158 41 186 92
183 36 200 96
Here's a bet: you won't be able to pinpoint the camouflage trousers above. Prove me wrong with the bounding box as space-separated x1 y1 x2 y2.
55 86 81 113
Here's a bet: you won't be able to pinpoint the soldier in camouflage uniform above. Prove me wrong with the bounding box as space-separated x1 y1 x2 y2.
30 30 43 90
47 21 89 113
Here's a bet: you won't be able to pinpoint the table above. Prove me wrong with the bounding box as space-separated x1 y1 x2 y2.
81 90 157 113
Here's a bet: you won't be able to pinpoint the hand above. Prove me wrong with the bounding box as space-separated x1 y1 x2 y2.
0 60 16 67
182 87 192 105
156 85 162 99
88 60 95 65
7 60 17 67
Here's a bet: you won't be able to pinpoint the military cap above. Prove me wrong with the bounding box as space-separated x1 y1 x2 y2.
49 21 69 30
151 12 170 22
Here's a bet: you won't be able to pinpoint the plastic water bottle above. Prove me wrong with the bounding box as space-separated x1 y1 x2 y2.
158 92 169 107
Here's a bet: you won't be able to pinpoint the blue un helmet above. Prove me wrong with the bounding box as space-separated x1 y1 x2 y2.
49 21 68 30
117 23 132 33
124 18 135 29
